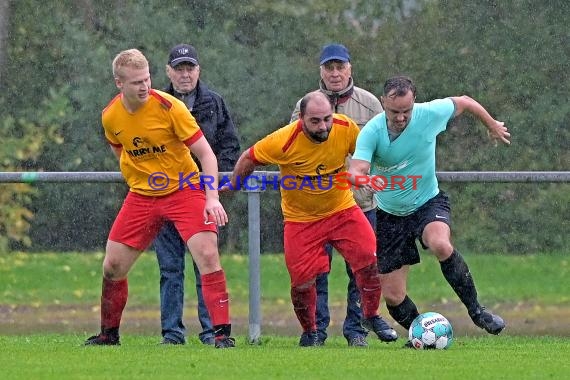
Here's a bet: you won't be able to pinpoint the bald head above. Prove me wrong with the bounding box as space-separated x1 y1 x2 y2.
299 90 333 117
299 91 334 143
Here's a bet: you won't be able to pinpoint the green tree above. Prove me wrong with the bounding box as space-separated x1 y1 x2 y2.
1 0 567 253
369 0 570 253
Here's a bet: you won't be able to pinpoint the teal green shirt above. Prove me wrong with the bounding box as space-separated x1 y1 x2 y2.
353 98 455 216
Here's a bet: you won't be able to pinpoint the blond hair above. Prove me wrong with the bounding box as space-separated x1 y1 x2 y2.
112 49 149 79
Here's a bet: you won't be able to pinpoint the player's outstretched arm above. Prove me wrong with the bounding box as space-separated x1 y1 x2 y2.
347 159 372 183
344 158 383 192
221 149 257 191
450 95 511 145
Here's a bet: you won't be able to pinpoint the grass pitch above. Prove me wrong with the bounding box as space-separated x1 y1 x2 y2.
0 334 567 380
0 252 568 379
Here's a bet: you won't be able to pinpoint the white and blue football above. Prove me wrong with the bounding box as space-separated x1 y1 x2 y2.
409 312 453 350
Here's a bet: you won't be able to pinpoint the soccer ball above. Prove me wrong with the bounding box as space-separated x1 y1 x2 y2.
409 312 453 350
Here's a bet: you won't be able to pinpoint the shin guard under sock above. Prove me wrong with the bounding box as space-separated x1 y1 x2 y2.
440 249 480 315
202 270 230 327
101 277 128 330
291 285 317 332
386 295 419 330
353 263 381 319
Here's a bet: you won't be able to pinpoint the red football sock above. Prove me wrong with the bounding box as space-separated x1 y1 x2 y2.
354 263 381 319
201 270 230 326
100 277 128 329
290 285 317 332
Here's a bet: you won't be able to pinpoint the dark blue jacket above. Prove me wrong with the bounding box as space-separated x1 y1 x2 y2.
165 80 240 172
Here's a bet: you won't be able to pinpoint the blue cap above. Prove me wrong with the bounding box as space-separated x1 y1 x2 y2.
319 44 350 65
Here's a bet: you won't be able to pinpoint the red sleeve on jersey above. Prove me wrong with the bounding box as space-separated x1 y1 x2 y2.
183 129 204 146
249 146 264 165
107 140 122 148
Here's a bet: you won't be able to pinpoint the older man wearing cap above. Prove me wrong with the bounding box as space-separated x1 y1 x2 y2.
291 43 397 347
153 43 240 345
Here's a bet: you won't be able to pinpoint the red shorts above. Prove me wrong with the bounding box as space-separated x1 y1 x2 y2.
283 205 376 287
108 187 217 251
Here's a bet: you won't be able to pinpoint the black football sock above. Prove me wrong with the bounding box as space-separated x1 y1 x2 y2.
387 295 419 330
213 324 232 338
440 249 480 315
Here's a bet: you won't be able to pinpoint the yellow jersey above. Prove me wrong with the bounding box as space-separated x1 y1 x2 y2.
102 89 203 196
251 114 359 222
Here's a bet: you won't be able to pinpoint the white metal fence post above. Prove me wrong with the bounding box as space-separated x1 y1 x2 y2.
245 174 262 344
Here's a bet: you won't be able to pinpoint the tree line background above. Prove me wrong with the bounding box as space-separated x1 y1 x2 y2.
0 0 568 254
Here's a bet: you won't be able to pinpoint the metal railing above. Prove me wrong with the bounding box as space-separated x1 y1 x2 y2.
1 171 569 342
1 171 570 183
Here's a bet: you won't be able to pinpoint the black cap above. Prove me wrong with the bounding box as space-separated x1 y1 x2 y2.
168 44 199 67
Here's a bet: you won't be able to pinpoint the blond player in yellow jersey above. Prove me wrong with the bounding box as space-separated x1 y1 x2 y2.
84 48 235 348
224 91 392 347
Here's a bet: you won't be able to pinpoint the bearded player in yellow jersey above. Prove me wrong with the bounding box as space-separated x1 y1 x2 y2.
224 91 394 347
84 49 235 348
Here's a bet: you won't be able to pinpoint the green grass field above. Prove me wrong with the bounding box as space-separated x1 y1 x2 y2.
0 252 569 379
0 334 568 380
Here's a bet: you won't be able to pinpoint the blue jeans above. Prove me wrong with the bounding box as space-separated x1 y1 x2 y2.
316 208 377 342
154 221 214 344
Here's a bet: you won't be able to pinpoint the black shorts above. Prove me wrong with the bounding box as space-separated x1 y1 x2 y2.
375 191 451 274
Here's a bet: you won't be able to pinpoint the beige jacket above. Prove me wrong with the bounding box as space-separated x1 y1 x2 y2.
291 78 383 212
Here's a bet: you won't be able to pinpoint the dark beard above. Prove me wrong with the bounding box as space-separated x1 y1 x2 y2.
306 129 330 143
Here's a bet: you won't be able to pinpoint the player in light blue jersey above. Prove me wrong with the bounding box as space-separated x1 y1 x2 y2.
349 76 511 343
